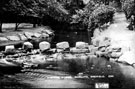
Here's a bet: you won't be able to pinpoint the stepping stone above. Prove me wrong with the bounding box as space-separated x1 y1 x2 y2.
39 41 51 52
76 42 88 49
56 42 70 49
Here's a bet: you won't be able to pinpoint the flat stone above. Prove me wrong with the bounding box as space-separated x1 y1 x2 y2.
24 32 34 39
33 33 41 38
39 41 51 52
7 35 20 41
18 33 27 41
0 37 9 41
70 47 89 53
76 42 88 49
41 29 54 35
56 42 70 49
56 49 64 52
41 33 49 37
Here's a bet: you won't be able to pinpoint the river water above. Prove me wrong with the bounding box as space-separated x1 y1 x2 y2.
0 57 135 88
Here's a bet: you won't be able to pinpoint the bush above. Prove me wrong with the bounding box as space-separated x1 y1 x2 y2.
88 4 116 29
72 3 115 30
122 0 135 19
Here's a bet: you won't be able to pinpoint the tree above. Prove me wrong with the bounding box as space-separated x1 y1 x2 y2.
71 1 115 44
7 0 41 30
122 0 135 19
0 0 10 32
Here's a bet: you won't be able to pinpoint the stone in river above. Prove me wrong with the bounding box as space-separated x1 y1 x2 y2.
56 42 70 49
75 42 88 49
39 41 51 52
22 42 33 52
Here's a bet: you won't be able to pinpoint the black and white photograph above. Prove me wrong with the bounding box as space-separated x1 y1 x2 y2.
0 0 135 88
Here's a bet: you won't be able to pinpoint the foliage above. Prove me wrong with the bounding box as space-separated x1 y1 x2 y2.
122 0 135 19
0 0 116 33
72 2 115 31
2 0 72 23
40 0 71 22
58 0 85 14
88 4 116 29
71 1 99 26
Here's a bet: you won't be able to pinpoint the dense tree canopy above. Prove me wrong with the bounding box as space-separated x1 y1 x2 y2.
0 0 116 34
122 0 135 19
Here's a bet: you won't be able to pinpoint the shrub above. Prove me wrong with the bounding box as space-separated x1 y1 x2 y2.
122 0 135 19
88 4 116 29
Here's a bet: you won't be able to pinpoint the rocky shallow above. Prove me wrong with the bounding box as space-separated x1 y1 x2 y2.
0 36 135 88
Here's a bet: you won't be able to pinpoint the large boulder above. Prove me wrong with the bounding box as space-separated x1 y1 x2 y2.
22 42 33 51
18 33 27 41
75 42 88 49
56 42 70 49
39 41 51 52
0 37 9 41
5 45 16 54
7 36 20 41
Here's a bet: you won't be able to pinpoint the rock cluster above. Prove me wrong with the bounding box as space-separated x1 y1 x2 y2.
92 31 135 66
0 41 95 69
0 27 54 47
1 35 135 70
92 36 124 59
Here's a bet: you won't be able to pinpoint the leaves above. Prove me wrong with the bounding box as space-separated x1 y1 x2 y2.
122 0 135 19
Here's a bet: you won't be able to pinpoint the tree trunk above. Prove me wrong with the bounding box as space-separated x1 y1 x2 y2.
15 23 20 31
0 22 2 33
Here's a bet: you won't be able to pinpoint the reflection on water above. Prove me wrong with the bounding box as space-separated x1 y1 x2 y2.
0 57 135 88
